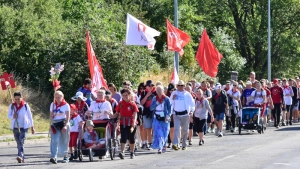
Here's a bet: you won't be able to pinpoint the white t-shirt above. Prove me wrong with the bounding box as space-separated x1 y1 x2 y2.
227 90 241 107
283 87 293 105
88 101 112 120
250 90 266 104
70 115 83 132
154 102 165 118
50 103 70 120
173 91 186 112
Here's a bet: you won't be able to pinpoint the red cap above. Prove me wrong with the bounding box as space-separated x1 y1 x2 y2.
273 79 278 84
70 104 77 110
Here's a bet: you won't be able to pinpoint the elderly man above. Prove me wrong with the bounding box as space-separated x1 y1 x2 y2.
212 84 229 137
170 80 195 150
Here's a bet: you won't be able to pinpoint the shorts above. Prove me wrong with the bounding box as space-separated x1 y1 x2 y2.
264 107 268 117
215 113 225 121
189 122 193 130
194 118 206 133
207 113 212 123
69 132 79 147
143 116 153 129
170 121 174 128
120 126 136 144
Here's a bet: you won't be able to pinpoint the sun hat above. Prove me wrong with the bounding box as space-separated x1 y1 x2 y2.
246 81 252 85
177 80 185 86
86 120 94 127
71 91 87 101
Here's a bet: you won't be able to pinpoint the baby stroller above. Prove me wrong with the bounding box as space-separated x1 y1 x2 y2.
77 119 117 162
238 107 264 135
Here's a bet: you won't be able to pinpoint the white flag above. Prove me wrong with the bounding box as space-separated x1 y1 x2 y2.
170 57 179 84
126 13 160 50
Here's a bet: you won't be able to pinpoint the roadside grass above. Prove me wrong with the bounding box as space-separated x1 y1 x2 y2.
140 69 192 87
0 81 50 136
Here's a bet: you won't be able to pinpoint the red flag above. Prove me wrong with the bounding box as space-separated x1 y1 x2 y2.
86 31 108 94
195 29 223 78
166 19 190 56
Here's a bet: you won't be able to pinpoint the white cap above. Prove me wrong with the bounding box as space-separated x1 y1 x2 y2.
71 91 87 101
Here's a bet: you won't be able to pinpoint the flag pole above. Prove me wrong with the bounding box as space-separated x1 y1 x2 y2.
174 0 179 77
267 0 271 81
123 43 126 81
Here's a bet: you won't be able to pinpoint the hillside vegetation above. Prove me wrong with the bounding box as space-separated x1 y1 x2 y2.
0 0 299 103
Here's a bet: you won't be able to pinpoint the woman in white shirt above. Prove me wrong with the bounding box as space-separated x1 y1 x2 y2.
227 81 241 132
86 89 112 120
282 79 294 126
49 91 70 164
7 92 35 163
247 81 267 118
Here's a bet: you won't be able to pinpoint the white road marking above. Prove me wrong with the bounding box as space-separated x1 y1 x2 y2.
209 155 235 164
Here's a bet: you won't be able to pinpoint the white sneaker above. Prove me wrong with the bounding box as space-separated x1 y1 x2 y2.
218 132 223 137
212 128 215 134
207 128 211 133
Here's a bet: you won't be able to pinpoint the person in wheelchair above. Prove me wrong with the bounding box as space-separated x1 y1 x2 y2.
83 120 106 149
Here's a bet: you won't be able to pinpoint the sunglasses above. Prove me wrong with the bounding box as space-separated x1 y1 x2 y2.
233 85 237 87
177 85 184 87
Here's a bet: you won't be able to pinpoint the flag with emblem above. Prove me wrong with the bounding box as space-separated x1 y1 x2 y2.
166 19 190 56
126 13 160 50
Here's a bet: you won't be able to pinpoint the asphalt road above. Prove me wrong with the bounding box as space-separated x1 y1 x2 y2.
0 123 300 169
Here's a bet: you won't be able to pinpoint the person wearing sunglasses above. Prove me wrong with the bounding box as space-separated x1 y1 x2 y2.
169 80 195 151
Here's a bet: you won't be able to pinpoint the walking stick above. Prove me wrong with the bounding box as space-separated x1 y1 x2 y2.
7 83 20 133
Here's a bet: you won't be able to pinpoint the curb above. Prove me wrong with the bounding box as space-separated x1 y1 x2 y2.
0 138 50 147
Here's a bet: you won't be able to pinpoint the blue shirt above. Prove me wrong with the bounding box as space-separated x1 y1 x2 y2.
78 87 93 106
243 88 255 106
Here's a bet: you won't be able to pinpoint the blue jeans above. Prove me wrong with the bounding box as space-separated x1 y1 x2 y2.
13 128 28 160
50 125 70 158
216 113 225 121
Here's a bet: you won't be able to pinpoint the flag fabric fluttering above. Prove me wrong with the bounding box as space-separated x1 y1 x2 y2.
166 19 190 56
195 29 223 78
86 31 108 96
170 57 179 84
126 13 161 50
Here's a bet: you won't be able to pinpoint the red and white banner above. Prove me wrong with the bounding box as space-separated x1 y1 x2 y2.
126 13 160 50
170 57 179 84
86 31 108 96
166 19 190 56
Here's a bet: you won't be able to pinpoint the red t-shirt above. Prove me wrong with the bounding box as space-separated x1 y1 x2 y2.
270 86 283 104
115 100 139 125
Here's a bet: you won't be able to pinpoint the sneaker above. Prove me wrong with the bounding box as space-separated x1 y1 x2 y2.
282 122 286 126
182 147 186 150
158 149 162 154
199 140 202 146
212 128 216 134
172 145 179 151
207 128 211 133
147 143 153 150
118 152 124 159
62 157 69 163
130 152 135 159
167 143 171 148
276 126 279 129
162 147 166 153
218 132 223 137
74 150 78 159
188 141 192 146
289 121 292 125
69 153 74 161
17 156 22 163
230 127 234 133
50 158 57 164
202 140 204 145
141 143 147 149
264 126 267 130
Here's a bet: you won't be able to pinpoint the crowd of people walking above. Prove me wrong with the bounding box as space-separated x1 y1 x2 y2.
7 72 300 163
